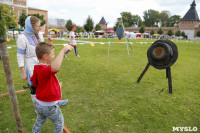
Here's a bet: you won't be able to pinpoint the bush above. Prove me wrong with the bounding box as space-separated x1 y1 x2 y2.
157 28 163 35
167 29 173 36
196 30 200 37
175 30 181 37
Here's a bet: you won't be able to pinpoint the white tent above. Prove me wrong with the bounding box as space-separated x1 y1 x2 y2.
129 32 136 39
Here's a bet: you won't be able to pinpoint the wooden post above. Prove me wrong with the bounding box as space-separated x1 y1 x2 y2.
167 67 172 94
0 38 24 133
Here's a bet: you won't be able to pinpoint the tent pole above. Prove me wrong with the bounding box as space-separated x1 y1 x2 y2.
120 16 130 57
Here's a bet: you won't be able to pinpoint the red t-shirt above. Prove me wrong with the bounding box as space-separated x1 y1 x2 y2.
30 64 61 102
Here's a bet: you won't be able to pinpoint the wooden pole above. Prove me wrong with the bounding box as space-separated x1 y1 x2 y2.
0 38 24 133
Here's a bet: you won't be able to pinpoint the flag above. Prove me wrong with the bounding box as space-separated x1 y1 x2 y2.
90 43 95 47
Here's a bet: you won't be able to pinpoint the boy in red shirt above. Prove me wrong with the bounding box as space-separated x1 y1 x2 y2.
30 42 73 133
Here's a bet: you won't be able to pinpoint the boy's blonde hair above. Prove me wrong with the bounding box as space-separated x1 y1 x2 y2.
36 42 55 59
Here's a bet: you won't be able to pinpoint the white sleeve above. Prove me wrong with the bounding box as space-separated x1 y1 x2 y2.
69 32 72 38
39 32 44 42
17 35 26 68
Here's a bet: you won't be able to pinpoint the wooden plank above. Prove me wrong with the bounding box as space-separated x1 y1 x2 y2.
0 89 27 98
63 125 71 133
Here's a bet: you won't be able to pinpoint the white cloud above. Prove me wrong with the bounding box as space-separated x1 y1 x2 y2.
27 0 199 27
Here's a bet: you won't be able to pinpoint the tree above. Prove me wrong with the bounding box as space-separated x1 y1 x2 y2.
181 31 186 36
167 15 181 27
167 29 173 36
159 10 170 27
196 30 200 37
132 15 142 27
175 30 181 37
143 9 160 27
157 28 164 35
113 18 122 31
114 12 134 30
0 4 17 29
84 16 94 32
0 7 7 39
29 13 46 26
150 29 154 35
95 24 101 31
76 26 84 33
18 10 27 28
65 19 73 31
120 12 134 27
139 25 145 33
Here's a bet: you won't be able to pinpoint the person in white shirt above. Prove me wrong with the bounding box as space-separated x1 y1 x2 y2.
69 25 80 57
17 16 68 106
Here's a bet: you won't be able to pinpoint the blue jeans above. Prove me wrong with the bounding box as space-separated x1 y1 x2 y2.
74 46 78 56
32 101 64 133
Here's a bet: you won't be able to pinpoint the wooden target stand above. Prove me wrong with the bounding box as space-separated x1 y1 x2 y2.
137 40 178 94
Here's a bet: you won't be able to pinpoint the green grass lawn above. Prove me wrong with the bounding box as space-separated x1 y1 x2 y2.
0 39 200 133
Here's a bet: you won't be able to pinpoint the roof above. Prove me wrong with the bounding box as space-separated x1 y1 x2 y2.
99 17 107 24
182 0 199 21
28 7 47 12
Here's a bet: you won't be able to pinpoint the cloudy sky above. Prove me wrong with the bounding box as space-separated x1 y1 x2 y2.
27 0 199 27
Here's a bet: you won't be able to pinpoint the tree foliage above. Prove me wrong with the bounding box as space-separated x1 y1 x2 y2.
18 10 27 28
150 29 154 35
84 16 94 32
159 10 170 27
143 9 160 27
157 28 164 35
95 24 101 31
196 30 200 37
139 25 145 33
167 29 173 36
175 30 181 37
114 12 140 30
181 31 186 36
167 15 181 27
113 18 122 31
65 19 73 31
120 12 134 27
76 26 84 33
0 4 17 29
133 15 142 27
0 8 6 38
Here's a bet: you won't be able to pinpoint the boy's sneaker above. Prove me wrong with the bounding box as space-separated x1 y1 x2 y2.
76 55 80 57
57 99 68 106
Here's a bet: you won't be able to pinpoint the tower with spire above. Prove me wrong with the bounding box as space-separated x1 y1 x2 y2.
99 17 107 31
179 0 200 39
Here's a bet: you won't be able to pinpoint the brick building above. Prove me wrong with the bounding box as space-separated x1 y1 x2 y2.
0 0 48 36
179 0 200 39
